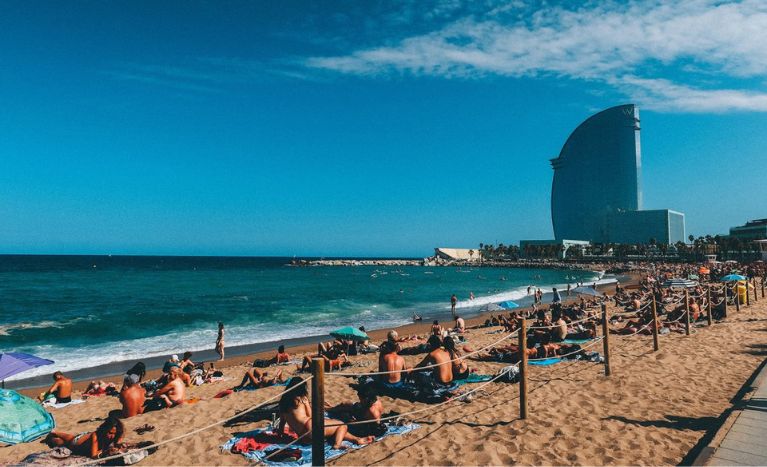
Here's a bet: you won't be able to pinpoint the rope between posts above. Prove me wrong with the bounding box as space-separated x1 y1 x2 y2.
79 376 314 466
327 327 520 377
526 314 598 330
527 335 605 361
325 362 521 428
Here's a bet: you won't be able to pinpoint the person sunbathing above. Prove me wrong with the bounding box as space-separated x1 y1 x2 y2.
154 367 185 408
378 341 411 387
274 345 291 364
84 380 116 397
119 374 145 418
40 371 72 403
413 335 453 385
328 385 386 437
431 320 443 336
180 351 195 374
277 377 373 449
47 416 125 459
234 367 284 391
443 336 470 379
454 316 465 333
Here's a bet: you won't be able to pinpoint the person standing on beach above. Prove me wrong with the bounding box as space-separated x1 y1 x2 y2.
450 294 457 318
216 322 225 361
552 287 561 304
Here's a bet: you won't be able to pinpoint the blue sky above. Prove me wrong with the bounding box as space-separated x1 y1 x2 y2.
1 0 766 257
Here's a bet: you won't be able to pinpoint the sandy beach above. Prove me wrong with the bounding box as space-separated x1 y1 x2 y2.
3 282 767 466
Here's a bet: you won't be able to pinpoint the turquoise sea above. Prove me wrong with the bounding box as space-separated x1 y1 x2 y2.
0 255 607 380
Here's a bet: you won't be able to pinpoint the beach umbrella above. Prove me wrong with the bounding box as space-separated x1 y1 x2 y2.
721 274 746 282
0 352 54 387
662 278 698 289
0 389 55 444
480 303 504 312
330 326 369 342
498 300 519 310
572 286 600 296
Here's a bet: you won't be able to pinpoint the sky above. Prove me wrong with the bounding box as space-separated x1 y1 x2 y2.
1 0 766 257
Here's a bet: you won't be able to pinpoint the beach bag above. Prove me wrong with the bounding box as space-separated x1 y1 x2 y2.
497 365 520 383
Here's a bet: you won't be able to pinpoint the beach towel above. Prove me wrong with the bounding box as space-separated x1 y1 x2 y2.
562 338 593 345
528 357 562 366
222 423 420 466
454 374 493 386
43 399 86 409
20 448 91 465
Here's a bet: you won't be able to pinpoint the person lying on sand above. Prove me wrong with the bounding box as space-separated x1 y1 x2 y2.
40 371 72 403
120 374 145 418
47 416 125 459
300 341 350 372
84 380 117 397
277 377 373 449
234 367 284 391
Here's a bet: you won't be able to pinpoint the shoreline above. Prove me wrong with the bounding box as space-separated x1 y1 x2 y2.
11 273 630 397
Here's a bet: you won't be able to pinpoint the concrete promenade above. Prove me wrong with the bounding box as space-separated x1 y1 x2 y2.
702 359 767 466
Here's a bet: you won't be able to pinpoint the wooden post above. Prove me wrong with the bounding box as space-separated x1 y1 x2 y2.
762 276 765 299
735 283 741 312
684 289 691 336
601 304 611 376
753 278 758 303
518 318 528 420
723 284 728 318
706 287 713 326
746 280 751 306
311 358 325 466
651 295 660 351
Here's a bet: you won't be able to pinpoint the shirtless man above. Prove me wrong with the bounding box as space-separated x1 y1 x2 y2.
454 316 465 333
378 341 410 386
278 377 373 449
415 335 453 385
119 374 145 418
41 371 72 403
155 367 185 408
552 312 568 342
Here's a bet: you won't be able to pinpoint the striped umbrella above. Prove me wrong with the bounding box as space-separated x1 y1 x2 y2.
662 278 698 289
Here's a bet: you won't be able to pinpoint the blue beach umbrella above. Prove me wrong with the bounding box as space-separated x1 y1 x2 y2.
330 326 369 342
0 352 54 387
498 301 519 310
721 274 746 282
0 389 55 444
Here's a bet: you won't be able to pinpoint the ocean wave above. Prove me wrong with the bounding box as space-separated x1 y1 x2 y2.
0 315 96 336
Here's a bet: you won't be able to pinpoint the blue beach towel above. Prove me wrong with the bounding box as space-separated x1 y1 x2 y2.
222 423 420 466
528 357 562 366
454 374 493 386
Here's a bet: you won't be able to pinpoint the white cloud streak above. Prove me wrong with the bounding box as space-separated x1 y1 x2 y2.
305 0 767 112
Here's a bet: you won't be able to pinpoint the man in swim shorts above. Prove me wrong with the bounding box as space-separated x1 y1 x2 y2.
41 371 72 403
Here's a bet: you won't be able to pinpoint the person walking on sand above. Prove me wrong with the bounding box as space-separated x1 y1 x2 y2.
216 322 225 361
450 294 457 318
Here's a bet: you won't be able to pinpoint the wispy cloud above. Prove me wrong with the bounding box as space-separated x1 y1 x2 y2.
305 0 767 113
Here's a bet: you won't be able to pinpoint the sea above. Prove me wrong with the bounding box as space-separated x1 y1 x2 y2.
0 255 613 382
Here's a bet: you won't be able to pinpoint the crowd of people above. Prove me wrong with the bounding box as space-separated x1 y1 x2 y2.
33 259 766 460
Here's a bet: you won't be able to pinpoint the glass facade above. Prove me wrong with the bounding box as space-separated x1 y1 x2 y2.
550 104 685 245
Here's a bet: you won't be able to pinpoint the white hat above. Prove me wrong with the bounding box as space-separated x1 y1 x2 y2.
171 354 179 362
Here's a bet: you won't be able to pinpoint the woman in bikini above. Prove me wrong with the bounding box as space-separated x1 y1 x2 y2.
443 336 470 380
47 417 125 459
277 377 373 449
